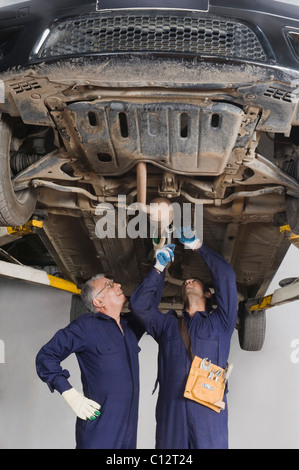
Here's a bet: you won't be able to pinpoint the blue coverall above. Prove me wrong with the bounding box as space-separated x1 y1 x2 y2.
36 312 144 449
129 243 238 449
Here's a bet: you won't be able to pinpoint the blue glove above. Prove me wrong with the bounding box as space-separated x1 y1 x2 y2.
177 226 202 250
154 244 175 272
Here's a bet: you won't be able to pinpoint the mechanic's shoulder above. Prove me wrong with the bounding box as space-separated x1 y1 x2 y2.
70 312 94 327
166 309 180 319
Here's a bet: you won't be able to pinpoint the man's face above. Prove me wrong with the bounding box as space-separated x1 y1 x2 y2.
181 278 212 305
181 278 205 300
92 277 126 310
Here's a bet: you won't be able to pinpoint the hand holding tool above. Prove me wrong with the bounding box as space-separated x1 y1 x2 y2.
177 226 202 250
154 243 175 272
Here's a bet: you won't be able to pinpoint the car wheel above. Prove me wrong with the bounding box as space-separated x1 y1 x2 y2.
70 294 86 322
286 196 299 235
238 301 266 351
0 119 37 226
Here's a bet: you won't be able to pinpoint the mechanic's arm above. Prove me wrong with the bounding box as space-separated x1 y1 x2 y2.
36 320 101 420
196 243 238 332
129 244 175 339
178 228 238 332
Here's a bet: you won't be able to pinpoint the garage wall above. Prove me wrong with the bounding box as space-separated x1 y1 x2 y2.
0 279 79 449
228 243 299 449
0 243 299 449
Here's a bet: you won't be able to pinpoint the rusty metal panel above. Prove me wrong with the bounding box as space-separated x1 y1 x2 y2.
69 100 244 176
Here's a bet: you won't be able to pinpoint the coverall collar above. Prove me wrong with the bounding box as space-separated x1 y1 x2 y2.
182 310 208 321
94 311 127 325
182 305 214 321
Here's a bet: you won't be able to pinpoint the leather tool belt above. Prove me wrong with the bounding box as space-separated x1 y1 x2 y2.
178 317 233 413
184 356 228 412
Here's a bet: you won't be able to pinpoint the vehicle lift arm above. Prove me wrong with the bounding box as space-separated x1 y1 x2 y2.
250 277 299 312
249 224 299 312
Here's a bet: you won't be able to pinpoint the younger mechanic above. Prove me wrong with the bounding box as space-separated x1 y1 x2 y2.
36 274 144 449
129 230 238 449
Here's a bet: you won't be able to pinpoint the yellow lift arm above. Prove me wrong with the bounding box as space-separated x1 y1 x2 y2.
0 219 81 295
250 278 299 312
248 225 299 311
0 259 80 294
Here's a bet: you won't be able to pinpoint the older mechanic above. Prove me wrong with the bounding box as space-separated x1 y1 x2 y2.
129 229 238 449
36 274 144 449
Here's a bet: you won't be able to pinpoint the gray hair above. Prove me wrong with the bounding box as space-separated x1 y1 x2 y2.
81 274 105 314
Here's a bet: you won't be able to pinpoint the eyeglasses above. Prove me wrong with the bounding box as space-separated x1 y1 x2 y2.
94 279 115 299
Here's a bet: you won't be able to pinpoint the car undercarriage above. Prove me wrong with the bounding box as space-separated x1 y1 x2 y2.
0 2 299 350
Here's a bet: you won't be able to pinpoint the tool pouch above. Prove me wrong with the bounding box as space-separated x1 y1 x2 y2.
178 316 231 413
183 356 226 413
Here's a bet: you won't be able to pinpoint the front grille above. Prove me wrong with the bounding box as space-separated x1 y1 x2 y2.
35 11 267 62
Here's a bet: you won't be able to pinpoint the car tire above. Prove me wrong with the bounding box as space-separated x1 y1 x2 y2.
0 119 37 226
238 301 266 351
70 294 86 322
286 195 299 235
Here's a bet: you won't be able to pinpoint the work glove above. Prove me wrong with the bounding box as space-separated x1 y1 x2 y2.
154 243 175 272
177 226 202 250
62 387 101 421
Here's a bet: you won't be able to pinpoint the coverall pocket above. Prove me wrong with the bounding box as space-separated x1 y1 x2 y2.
165 334 184 355
195 338 218 365
96 344 120 355
76 412 100 432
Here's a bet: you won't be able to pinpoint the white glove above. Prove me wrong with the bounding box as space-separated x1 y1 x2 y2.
154 243 175 272
177 226 202 250
62 387 101 421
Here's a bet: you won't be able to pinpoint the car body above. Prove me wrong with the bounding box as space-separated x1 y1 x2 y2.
0 0 299 350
